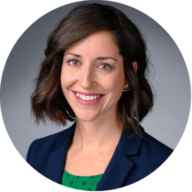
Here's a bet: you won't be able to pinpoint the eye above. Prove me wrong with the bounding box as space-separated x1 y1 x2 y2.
100 63 113 70
67 59 113 70
67 59 80 65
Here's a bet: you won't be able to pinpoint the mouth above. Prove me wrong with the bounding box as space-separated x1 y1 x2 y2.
72 91 105 105
72 91 105 97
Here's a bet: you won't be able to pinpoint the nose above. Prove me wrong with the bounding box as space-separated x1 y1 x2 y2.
78 64 95 89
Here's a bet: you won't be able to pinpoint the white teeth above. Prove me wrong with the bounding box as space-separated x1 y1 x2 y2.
75 93 102 101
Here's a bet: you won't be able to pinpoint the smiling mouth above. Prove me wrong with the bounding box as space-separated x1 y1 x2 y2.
74 91 103 96
72 91 105 96
74 92 103 101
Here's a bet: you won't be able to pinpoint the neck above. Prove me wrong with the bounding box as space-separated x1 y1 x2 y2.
71 109 123 155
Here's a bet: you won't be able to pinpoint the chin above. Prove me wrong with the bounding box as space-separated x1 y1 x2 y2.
74 111 98 121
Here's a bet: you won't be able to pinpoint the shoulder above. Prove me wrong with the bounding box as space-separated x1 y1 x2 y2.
26 131 59 157
116 126 174 186
26 123 76 162
128 129 173 177
30 126 72 147
141 132 173 157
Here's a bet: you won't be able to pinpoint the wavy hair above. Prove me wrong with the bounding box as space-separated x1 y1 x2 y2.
31 3 153 136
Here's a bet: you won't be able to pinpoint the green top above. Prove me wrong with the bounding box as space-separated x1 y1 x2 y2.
61 170 103 191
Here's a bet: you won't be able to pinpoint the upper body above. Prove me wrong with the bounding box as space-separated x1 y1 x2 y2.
29 3 172 191
26 122 173 191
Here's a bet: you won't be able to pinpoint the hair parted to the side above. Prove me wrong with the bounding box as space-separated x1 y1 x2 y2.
31 3 153 136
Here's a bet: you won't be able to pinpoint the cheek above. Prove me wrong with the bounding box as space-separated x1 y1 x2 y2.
112 72 124 90
103 76 124 109
60 66 74 89
60 67 73 104
60 67 76 93
60 69 74 98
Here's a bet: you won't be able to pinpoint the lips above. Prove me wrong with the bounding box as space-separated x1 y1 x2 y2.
72 90 105 105
72 90 104 96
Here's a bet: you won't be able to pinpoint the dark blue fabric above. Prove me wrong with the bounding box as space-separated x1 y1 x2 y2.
26 122 173 190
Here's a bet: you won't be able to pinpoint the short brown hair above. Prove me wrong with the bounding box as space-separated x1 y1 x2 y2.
31 3 153 136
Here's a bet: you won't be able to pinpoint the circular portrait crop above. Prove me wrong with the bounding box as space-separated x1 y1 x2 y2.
0 0 191 191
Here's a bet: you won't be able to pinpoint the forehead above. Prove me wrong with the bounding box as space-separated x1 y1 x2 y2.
65 31 120 57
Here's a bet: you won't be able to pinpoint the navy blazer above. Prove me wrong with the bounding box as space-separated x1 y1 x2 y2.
26 122 173 190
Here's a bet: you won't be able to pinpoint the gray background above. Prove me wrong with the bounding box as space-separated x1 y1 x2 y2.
0 0 190 159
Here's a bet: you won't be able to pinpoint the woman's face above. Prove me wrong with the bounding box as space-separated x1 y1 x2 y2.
61 31 127 122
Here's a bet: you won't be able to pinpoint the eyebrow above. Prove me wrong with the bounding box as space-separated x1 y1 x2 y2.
64 52 117 61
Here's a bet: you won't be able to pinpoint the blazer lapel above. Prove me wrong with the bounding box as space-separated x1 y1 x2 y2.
96 127 144 191
44 122 144 190
44 122 76 184
96 149 134 191
44 144 70 183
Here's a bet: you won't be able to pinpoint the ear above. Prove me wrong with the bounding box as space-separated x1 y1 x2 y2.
132 61 138 73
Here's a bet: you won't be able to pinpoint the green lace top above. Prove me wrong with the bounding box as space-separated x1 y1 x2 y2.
61 170 104 191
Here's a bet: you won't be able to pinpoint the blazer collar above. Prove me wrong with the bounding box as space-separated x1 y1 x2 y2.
44 122 76 183
44 122 144 190
96 126 144 190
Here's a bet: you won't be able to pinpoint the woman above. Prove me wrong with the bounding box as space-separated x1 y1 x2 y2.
27 3 173 191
